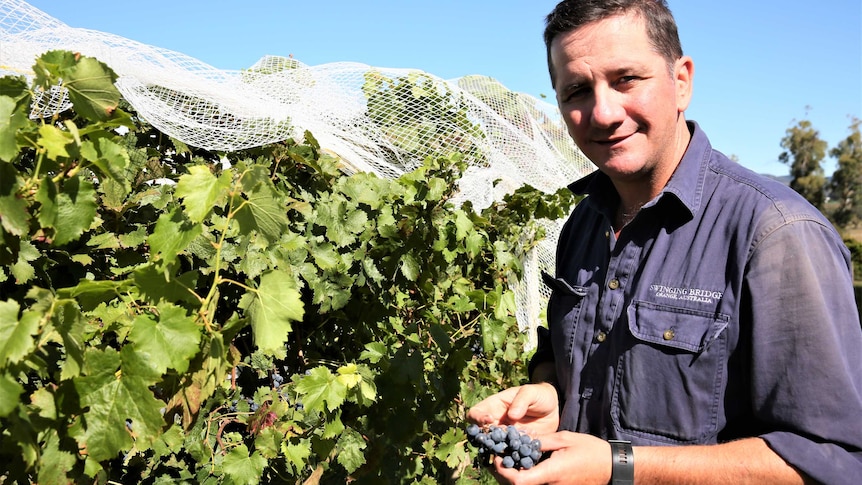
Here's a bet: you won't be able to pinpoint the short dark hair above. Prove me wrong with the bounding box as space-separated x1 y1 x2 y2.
544 0 683 88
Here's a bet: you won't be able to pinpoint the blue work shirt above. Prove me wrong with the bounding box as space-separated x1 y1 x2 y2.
530 121 862 483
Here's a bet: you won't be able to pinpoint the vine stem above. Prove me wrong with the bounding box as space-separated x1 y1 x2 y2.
199 169 252 331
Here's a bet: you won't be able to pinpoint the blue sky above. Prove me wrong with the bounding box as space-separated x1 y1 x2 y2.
24 0 862 176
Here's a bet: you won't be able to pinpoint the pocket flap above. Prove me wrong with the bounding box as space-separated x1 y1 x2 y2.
541 271 587 297
627 301 729 352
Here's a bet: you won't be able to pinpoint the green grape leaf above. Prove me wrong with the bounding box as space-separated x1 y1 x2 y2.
133 264 200 305
37 124 73 160
399 252 420 281
0 76 32 113
147 208 202 265
73 347 165 461
294 366 346 413
0 303 39 366
81 137 131 185
57 279 128 311
128 303 202 374
359 342 386 363
361 257 385 284
454 211 473 241
35 175 98 246
281 439 311 475
0 372 24 417
254 427 283 460
0 162 28 236
465 231 484 258
51 301 86 380
233 166 287 243
247 271 304 354
36 430 77 485
315 198 351 246
0 96 29 162
176 165 231 223
345 174 388 209
335 428 367 474
322 410 345 439
62 54 121 122
309 241 339 270
222 444 266 485
436 427 471 468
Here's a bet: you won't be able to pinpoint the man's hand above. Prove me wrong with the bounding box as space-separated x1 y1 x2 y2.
491 431 612 485
466 383 560 437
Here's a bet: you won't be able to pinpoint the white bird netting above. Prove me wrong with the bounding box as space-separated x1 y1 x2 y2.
0 0 595 347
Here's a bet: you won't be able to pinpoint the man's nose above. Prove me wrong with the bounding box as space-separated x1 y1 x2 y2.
591 86 625 128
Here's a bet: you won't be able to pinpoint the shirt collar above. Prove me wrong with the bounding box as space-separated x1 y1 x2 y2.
568 120 710 219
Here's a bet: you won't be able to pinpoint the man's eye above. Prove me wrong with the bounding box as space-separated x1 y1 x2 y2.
562 87 589 102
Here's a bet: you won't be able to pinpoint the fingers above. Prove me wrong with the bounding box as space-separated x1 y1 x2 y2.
467 387 520 426
505 386 540 421
507 382 557 422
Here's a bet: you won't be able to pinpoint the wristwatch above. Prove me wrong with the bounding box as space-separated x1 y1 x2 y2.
608 440 634 484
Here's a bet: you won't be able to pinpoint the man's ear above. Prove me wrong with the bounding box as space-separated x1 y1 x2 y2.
675 56 694 112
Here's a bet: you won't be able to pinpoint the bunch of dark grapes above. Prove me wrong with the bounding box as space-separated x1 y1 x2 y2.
466 423 545 470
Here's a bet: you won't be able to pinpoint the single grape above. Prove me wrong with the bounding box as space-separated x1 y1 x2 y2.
466 424 480 437
502 455 515 468
520 456 534 470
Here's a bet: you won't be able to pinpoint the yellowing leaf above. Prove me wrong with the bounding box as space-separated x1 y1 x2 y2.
336 364 362 389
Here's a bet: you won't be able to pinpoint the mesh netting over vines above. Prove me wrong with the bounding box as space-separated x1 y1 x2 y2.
0 0 595 346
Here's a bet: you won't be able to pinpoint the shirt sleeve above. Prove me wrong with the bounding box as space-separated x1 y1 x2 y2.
745 216 862 484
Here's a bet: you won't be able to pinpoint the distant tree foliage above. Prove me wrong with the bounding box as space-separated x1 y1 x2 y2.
780 119 828 210
830 119 862 227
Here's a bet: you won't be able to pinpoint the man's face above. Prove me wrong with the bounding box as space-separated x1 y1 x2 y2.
550 12 692 182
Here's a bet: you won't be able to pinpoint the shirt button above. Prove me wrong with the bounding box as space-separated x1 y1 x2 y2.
663 329 675 340
608 278 620 290
596 331 607 343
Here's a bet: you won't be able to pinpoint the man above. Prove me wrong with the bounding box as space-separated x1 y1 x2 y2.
467 1 862 483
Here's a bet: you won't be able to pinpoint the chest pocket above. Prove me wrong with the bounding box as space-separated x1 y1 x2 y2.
542 271 588 366
613 301 729 443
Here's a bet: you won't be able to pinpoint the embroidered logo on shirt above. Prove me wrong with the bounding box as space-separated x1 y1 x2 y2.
650 284 723 304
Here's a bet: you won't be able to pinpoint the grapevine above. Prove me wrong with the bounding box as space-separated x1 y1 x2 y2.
0 50 575 483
